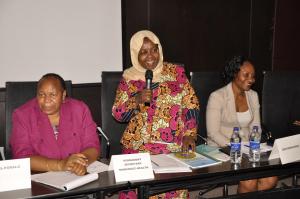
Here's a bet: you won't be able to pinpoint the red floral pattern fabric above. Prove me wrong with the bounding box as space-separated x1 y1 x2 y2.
112 63 200 154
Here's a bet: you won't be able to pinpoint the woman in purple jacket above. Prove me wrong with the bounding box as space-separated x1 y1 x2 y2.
10 73 100 176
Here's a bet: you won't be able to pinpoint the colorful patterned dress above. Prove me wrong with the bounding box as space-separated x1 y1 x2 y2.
113 63 199 153
113 63 199 199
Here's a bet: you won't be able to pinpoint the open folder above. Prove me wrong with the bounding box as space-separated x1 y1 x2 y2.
31 171 98 191
151 152 221 173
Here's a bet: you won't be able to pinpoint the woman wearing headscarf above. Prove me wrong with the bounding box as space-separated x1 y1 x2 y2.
112 30 199 198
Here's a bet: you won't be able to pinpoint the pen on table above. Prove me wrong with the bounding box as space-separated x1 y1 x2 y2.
151 160 159 167
244 144 250 148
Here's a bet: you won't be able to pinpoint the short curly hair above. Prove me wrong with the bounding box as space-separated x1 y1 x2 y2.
222 55 252 84
38 73 66 91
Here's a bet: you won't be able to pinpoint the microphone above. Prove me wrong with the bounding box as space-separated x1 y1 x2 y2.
145 70 153 106
145 70 153 89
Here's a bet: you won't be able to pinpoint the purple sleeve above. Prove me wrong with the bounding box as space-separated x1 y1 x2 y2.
10 110 36 159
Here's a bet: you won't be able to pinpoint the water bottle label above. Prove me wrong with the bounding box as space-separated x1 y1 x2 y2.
250 141 260 150
231 142 241 151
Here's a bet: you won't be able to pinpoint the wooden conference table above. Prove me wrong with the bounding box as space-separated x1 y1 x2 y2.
0 154 299 199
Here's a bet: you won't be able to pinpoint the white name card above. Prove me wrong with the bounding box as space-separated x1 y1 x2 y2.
0 158 31 192
109 153 154 183
269 134 300 164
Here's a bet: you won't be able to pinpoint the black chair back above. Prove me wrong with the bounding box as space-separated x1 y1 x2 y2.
190 71 223 144
262 71 300 139
100 72 127 158
5 80 72 159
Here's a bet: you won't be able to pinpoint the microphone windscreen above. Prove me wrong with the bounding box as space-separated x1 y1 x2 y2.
145 70 153 80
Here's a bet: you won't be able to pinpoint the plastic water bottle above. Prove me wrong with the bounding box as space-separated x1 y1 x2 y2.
230 127 241 164
249 126 261 162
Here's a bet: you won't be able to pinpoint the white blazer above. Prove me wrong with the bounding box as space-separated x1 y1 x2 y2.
206 82 261 146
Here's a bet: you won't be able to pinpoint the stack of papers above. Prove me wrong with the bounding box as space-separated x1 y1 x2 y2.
151 154 192 173
31 161 109 191
151 152 222 173
87 160 109 173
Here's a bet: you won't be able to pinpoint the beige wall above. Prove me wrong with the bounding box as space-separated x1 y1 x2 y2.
0 0 122 87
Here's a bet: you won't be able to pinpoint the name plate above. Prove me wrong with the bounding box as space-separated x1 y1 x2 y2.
0 158 31 192
269 134 300 164
109 153 154 183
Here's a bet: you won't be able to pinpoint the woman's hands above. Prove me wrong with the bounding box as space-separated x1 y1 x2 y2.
31 148 98 176
61 153 89 176
135 89 152 105
181 136 196 153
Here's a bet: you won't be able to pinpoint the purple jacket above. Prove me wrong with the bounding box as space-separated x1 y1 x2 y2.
10 98 100 159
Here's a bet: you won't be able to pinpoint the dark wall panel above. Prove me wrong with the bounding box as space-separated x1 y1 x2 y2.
122 0 275 78
249 0 275 93
250 0 275 69
122 0 150 68
150 0 251 72
273 0 300 70
72 83 102 126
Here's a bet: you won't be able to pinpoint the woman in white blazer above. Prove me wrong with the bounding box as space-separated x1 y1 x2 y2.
206 82 261 146
206 56 277 193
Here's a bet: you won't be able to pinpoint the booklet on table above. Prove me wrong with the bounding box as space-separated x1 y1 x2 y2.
168 152 222 169
31 161 108 191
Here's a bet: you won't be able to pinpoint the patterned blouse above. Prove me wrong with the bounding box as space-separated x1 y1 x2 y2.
112 63 200 154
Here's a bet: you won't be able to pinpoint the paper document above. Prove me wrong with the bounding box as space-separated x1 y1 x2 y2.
31 161 108 191
168 152 221 169
151 154 192 173
31 171 98 191
241 142 273 155
87 160 109 173
196 145 230 162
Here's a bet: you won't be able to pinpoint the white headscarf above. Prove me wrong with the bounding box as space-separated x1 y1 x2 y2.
123 30 164 82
